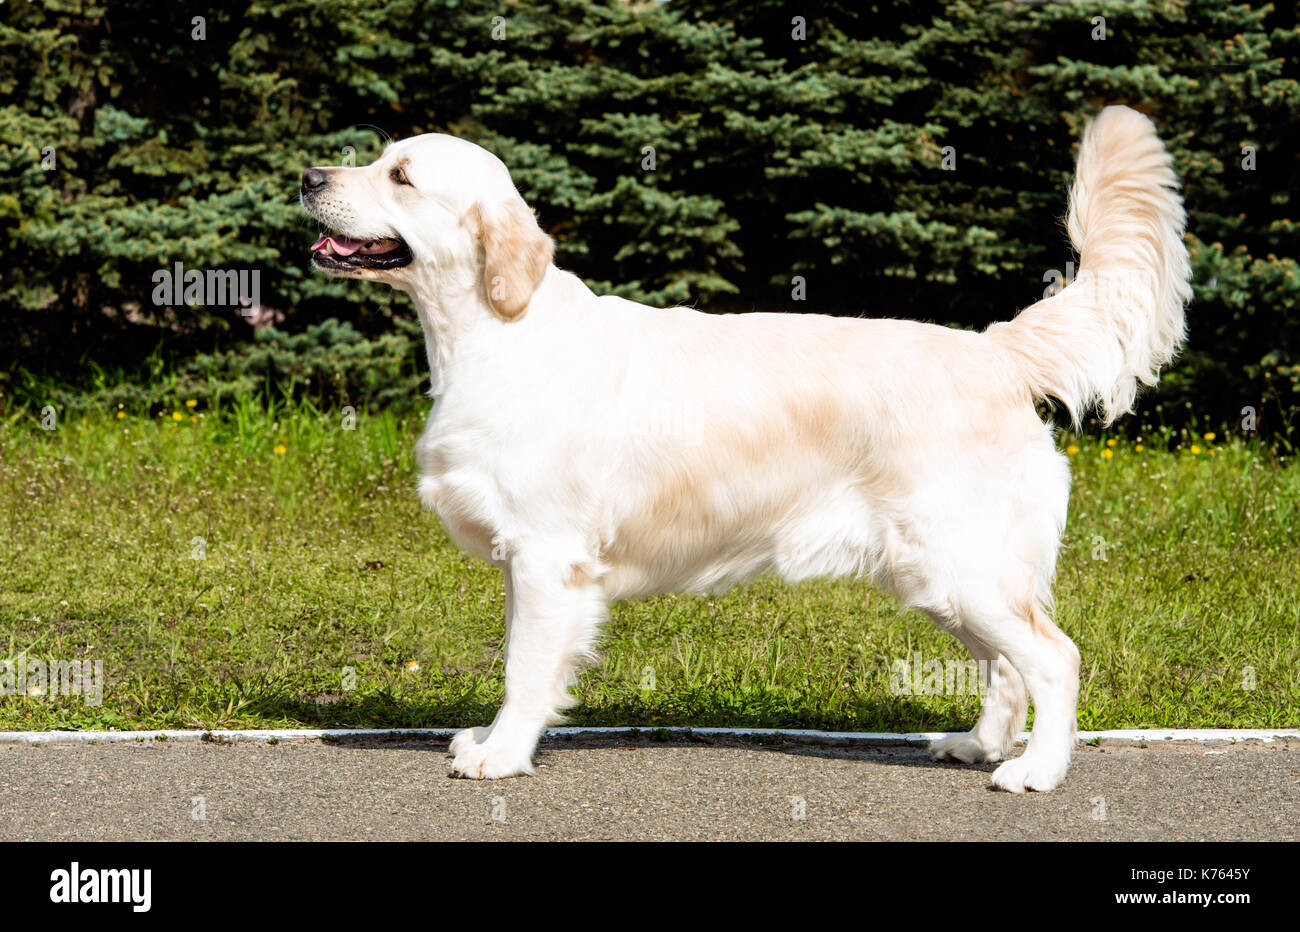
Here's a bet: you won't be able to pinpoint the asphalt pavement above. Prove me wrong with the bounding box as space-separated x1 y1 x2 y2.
3 734 1295 841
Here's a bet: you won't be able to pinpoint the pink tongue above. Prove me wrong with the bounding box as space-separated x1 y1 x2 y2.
310 235 364 256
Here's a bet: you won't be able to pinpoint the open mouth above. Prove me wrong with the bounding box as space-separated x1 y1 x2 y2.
310 234 413 272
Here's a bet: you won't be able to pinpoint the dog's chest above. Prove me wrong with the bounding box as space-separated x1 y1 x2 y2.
413 419 504 564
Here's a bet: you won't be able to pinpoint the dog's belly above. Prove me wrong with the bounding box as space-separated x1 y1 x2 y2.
599 465 890 602
415 398 920 603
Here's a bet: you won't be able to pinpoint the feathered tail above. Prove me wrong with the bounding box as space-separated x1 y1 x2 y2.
986 105 1192 426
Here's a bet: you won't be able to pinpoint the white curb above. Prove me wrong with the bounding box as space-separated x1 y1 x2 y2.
0 726 1295 746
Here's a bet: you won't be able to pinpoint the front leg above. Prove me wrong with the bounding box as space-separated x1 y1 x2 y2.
450 549 606 779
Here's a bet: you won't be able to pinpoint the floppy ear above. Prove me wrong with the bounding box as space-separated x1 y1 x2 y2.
469 200 554 321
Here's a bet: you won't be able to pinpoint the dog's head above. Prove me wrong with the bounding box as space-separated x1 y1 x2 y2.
299 134 553 320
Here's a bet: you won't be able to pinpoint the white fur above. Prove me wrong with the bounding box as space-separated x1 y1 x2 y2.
301 106 1190 790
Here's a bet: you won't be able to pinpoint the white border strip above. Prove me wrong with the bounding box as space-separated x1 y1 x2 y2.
0 727 1295 746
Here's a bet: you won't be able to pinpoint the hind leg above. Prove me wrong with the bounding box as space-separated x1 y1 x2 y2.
912 426 1074 787
963 600 1080 792
929 628 1028 765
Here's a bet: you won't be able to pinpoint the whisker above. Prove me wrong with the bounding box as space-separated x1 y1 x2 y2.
354 123 392 143
349 123 394 153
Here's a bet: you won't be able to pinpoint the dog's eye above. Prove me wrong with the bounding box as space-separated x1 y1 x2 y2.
389 166 411 186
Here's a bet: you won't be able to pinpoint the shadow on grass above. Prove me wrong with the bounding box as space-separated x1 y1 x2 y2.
234 687 969 735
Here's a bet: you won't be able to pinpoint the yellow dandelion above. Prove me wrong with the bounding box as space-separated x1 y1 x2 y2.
115 411 125 420
1066 444 1079 456
1106 438 1117 447
186 399 198 408
274 444 287 456
171 411 183 421
1203 432 1215 442
1101 448 1113 459
1135 443 1144 452
1190 444 1202 455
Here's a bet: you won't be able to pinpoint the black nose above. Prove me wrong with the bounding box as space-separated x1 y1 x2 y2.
301 168 328 193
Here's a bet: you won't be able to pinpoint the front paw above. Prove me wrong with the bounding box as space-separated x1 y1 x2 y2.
929 731 1004 764
990 752 1068 793
449 726 491 757
450 739 535 779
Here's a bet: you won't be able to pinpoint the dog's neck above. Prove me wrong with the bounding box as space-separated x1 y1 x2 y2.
398 264 484 397
401 264 562 398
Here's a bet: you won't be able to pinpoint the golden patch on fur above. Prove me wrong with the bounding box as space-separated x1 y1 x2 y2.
469 202 554 321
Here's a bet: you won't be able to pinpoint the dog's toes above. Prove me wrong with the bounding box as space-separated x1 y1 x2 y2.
449 726 491 758
930 732 1003 764
450 740 534 780
990 753 1067 793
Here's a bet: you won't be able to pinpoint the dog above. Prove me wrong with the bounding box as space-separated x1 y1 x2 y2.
300 105 1190 790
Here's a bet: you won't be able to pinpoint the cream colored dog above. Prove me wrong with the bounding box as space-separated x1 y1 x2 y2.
300 106 1190 791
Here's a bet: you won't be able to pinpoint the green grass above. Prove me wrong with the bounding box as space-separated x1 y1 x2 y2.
1 398 1297 732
